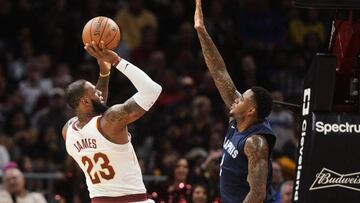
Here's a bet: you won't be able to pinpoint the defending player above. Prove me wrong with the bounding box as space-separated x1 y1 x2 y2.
194 0 277 202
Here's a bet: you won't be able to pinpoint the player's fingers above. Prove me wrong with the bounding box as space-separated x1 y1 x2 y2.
99 41 106 50
85 43 93 52
85 43 97 56
84 43 94 54
91 41 99 52
99 41 108 55
91 41 105 57
195 0 202 8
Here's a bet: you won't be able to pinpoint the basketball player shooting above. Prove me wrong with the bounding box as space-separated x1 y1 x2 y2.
62 41 161 203
194 0 276 202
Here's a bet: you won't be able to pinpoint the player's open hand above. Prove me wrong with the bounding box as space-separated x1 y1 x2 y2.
85 41 121 65
194 0 205 31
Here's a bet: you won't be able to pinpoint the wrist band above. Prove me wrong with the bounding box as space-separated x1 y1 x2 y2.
99 71 110 77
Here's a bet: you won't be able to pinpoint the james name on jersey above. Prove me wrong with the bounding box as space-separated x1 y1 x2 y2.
74 138 97 152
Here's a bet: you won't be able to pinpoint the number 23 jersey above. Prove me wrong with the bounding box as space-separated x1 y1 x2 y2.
65 116 146 198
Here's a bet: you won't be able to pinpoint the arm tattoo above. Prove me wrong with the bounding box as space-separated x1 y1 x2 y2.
96 76 109 103
106 97 146 126
107 104 128 123
197 29 238 108
243 135 269 203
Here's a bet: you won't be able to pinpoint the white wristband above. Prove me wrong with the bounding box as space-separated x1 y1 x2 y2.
117 58 131 72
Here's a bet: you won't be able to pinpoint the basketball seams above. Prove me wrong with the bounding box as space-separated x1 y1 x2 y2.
105 28 119 50
89 18 95 42
83 17 120 50
98 17 109 44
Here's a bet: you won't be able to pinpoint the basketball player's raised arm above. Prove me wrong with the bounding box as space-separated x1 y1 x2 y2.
85 41 162 127
95 59 111 103
106 58 162 125
194 0 238 108
243 135 269 203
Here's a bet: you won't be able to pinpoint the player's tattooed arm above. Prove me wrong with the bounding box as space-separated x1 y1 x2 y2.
104 97 146 127
243 135 269 203
194 0 238 108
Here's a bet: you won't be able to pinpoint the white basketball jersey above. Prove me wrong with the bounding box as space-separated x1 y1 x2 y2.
65 116 146 198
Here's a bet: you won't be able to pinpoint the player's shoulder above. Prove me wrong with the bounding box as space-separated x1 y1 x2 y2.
244 135 269 155
62 117 77 141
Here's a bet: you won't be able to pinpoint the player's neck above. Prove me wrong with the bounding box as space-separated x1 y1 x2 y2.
76 112 97 128
236 118 258 132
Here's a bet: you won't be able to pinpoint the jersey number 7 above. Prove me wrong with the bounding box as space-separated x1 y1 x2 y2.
82 152 115 184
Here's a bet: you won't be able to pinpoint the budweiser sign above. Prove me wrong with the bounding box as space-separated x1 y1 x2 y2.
310 168 360 192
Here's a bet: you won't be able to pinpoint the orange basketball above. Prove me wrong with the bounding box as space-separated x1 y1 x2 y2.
82 16 121 50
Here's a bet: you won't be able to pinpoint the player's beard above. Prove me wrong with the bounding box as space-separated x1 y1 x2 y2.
91 99 109 114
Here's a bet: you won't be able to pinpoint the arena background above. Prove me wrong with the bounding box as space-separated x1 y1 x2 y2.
0 0 338 202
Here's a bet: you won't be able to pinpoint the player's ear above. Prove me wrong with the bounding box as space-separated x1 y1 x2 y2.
248 106 256 116
80 96 91 106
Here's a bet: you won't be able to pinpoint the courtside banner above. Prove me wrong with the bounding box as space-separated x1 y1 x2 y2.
293 112 360 203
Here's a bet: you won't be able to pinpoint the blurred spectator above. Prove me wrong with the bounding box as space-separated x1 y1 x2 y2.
277 157 296 181
31 88 68 134
2 89 24 114
231 54 272 93
208 131 223 151
187 96 213 150
168 22 198 76
7 40 33 82
289 9 325 47
0 143 10 169
0 162 47 203
196 149 222 200
145 50 167 81
191 184 208 203
114 0 158 50
269 52 306 103
18 59 52 113
5 110 40 161
280 180 294 203
157 70 184 107
62 156 90 203
272 161 284 202
52 63 72 89
38 126 66 171
151 157 191 202
167 158 191 202
0 134 21 163
268 90 295 156
131 26 159 68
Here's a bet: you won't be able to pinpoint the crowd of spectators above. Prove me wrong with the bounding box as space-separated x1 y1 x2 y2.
0 0 331 202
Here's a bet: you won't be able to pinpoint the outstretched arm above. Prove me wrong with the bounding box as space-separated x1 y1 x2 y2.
243 135 269 203
194 0 238 108
95 60 111 103
85 41 162 129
